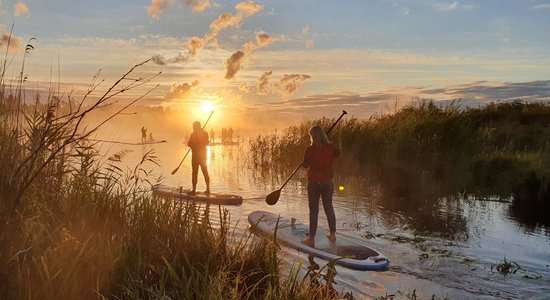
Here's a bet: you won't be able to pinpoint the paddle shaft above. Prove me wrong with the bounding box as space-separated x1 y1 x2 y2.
275 110 347 191
171 111 214 175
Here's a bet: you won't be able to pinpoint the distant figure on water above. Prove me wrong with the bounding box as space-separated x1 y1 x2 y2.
141 126 147 142
149 132 155 142
188 121 210 195
301 125 340 246
228 127 233 143
210 128 215 144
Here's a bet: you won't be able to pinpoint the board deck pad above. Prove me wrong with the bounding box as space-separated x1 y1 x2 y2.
248 210 389 271
152 184 243 206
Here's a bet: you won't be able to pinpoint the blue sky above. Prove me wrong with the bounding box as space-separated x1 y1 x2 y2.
1 0 550 120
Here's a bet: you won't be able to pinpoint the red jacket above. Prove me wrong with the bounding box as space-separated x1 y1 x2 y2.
302 143 340 182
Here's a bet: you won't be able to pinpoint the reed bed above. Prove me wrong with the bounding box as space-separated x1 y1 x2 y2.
248 100 550 213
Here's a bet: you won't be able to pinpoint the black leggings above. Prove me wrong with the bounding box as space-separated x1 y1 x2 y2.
192 158 210 189
307 181 336 238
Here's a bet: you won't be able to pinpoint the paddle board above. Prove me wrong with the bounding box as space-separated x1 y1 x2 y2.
248 210 389 271
152 184 243 206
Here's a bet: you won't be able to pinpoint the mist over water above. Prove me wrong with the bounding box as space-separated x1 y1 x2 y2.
94 133 550 299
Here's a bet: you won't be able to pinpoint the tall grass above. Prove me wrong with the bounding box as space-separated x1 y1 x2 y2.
248 100 550 219
1 31 352 299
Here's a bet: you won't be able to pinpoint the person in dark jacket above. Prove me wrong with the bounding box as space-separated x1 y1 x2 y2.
188 121 210 195
301 125 340 246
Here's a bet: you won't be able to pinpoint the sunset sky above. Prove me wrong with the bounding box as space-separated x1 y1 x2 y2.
2 0 550 120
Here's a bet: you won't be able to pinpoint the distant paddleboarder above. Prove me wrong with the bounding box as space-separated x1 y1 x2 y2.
141 126 147 142
187 121 210 195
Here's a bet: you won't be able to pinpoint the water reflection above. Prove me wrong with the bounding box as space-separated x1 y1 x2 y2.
302 255 339 299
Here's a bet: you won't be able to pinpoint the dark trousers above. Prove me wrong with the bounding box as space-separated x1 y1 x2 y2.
191 158 210 190
307 180 336 238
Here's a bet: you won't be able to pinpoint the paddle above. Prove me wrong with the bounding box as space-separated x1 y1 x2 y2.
265 110 348 205
171 111 214 175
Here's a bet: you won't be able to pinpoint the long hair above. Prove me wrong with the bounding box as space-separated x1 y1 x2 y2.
309 125 329 148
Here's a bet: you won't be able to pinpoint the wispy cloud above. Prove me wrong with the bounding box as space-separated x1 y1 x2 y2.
1 32 21 53
14 1 28 17
278 74 311 98
256 71 272 95
147 0 210 19
235 0 263 16
186 1 263 56
436 1 458 11
165 80 200 100
151 53 189 65
185 0 211 13
250 71 311 98
419 80 550 102
434 1 473 12
225 32 276 79
531 4 550 10
146 0 174 20
225 50 245 80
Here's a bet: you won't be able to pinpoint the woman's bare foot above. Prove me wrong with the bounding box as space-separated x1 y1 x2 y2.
327 232 336 242
302 237 315 246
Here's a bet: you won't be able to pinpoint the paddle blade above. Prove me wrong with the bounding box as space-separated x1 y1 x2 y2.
265 189 281 205
171 168 178 175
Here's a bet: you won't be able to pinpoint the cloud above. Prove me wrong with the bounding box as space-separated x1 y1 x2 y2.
210 13 244 35
14 1 28 16
151 53 189 65
1 33 21 53
256 71 272 95
255 33 273 47
227 33 276 79
225 50 245 80
239 82 252 93
278 74 311 98
419 80 550 102
165 80 200 100
185 0 211 12
187 36 206 55
186 0 263 56
436 1 458 11
305 39 315 49
244 32 274 53
532 4 550 9
147 0 174 20
302 25 310 35
235 0 263 16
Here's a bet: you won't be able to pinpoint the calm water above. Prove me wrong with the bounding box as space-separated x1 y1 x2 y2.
99 141 550 300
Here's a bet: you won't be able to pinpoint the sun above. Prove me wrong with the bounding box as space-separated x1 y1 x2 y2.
201 100 214 113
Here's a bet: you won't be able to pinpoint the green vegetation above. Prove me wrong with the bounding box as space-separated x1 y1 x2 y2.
0 37 351 299
249 100 550 222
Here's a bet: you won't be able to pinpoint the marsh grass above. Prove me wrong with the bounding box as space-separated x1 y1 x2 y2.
1 31 352 299
248 100 550 215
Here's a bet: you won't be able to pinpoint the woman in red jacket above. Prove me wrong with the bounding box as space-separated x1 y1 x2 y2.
301 125 340 246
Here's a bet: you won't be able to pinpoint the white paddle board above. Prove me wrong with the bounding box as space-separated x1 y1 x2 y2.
248 210 389 271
